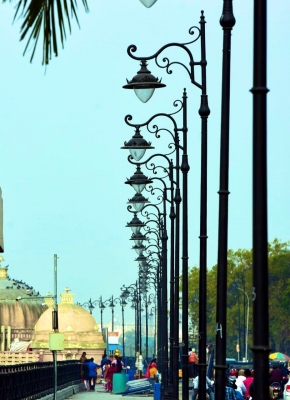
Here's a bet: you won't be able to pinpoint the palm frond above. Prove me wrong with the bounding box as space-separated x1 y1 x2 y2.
7 0 89 65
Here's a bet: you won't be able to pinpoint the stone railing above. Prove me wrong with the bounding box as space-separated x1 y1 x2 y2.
0 351 39 365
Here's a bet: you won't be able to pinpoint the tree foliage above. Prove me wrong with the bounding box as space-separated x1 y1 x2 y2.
186 239 290 360
3 0 89 64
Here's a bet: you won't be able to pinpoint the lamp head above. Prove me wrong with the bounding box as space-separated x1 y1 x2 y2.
126 213 145 234
125 165 153 194
121 127 154 161
123 60 165 103
128 193 149 212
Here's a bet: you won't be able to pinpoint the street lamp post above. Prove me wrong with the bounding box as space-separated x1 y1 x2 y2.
251 1 270 399
237 288 249 362
142 292 155 363
123 12 209 400
123 90 190 396
149 306 157 357
17 255 59 400
215 1 236 396
121 282 141 355
81 296 106 331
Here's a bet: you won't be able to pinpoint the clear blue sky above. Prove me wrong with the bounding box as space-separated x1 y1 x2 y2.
0 0 289 326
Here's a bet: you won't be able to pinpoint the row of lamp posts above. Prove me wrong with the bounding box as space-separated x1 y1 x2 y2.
83 0 269 399
119 0 269 399
121 7 209 400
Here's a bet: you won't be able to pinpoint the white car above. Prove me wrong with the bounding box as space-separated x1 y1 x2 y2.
283 379 290 399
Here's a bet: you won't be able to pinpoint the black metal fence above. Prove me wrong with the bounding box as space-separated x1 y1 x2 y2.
0 360 81 400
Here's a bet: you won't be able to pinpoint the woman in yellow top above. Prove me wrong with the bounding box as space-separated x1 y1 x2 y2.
149 362 158 379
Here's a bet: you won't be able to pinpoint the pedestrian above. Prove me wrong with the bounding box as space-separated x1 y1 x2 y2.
188 348 199 378
80 351 87 363
106 356 118 392
145 358 157 378
83 359 90 391
229 368 246 396
87 357 101 391
149 362 158 380
192 375 214 400
80 351 87 383
103 359 112 391
225 376 237 400
243 368 254 398
269 364 283 384
101 353 110 378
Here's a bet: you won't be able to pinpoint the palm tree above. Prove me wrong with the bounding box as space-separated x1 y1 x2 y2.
3 0 89 65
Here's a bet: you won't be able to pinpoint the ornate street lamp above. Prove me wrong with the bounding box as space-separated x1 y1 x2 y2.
122 91 190 396
123 60 165 103
121 127 154 161
123 13 209 400
125 165 153 194
80 296 106 331
128 193 150 213
121 282 142 355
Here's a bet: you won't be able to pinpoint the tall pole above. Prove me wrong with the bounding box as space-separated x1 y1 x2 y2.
101 305 103 332
173 181 181 400
122 305 125 360
196 13 210 400
112 307 114 332
180 88 190 400
145 300 148 362
215 1 235 398
53 254 58 400
251 0 270 375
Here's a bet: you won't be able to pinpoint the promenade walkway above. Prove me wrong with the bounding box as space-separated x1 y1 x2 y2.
63 384 153 400
61 381 187 400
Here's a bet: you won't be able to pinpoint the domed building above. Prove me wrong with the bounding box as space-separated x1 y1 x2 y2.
0 259 46 351
31 287 106 362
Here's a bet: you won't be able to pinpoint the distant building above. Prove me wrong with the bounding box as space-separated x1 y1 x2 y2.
31 287 106 362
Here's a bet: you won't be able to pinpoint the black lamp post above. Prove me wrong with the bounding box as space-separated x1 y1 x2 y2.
122 91 190 397
81 296 106 331
112 296 128 359
141 292 155 362
123 12 209 400
149 306 157 358
104 295 126 332
251 1 269 399
215 1 236 397
121 282 142 355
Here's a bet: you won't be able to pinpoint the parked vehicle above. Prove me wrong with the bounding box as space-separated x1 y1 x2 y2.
283 379 290 399
271 381 283 399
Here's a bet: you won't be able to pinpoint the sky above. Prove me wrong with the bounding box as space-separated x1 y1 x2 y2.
0 0 289 327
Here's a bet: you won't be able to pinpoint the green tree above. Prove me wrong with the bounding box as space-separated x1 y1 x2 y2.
3 0 89 64
186 239 290 360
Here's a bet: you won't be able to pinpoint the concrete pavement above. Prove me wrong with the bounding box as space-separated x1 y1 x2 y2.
62 384 154 400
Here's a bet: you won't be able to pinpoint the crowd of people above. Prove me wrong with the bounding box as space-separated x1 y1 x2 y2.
80 351 159 393
80 352 124 392
192 361 290 400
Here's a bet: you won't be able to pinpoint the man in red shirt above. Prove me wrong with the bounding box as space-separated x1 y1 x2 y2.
188 348 198 378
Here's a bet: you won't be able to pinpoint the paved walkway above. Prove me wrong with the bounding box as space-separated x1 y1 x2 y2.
62 381 189 400
63 384 154 400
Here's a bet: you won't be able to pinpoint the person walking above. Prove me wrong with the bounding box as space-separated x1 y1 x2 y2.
101 354 110 378
87 357 101 391
80 351 87 383
188 348 199 378
243 368 254 398
83 359 90 391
